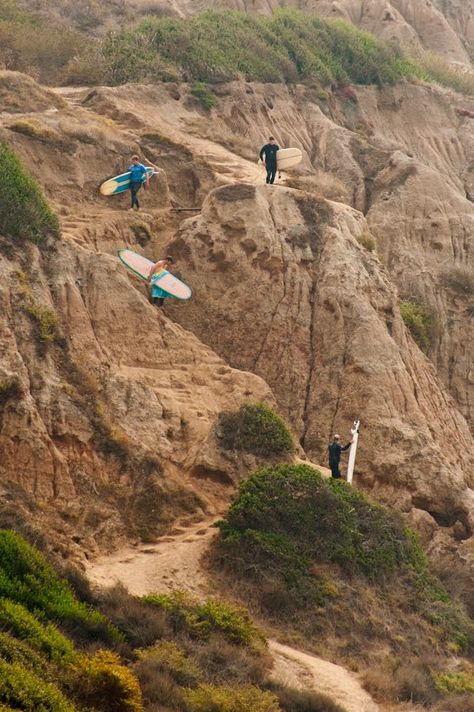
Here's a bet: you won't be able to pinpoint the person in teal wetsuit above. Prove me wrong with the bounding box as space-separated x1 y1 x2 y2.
129 155 149 211
148 256 174 307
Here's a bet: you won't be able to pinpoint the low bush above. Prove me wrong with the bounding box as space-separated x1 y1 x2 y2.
0 139 59 245
356 232 376 252
416 52 474 95
399 299 435 352
23 303 58 343
432 693 474 712
0 598 75 662
0 659 74 712
191 633 270 686
143 591 265 651
434 670 474 694
191 83 216 110
70 650 143 712
217 403 294 457
441 268 474 296
184 683 280 712
135 641 202 686
267 681 347 712
0 631 45 672
0 378 22 406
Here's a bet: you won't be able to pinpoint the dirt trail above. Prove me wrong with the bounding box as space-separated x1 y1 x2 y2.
87 510 382 712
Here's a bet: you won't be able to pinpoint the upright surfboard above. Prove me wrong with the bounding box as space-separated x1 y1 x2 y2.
117 249 192 301
100 167 154 196
277 147 303 170
346 419 360 485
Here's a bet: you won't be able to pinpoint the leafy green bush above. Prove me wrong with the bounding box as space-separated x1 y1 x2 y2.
0 632 44 671
191 83 216 110
399 299 435 352
434 671 474 694
218 403 294 456
136 641 202 685
0 140 59 246
217 465 421 580
23 303 58 342
0 598 75 662
184 684 280 712
0 659 74 712
70 650 143 712
143 591 265 651
100 9 422 87
0 531 118 641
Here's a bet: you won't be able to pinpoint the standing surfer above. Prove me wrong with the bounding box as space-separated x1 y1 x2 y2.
259 136 280 184
148 256 175 307
129 155 150 211
328 434 352 479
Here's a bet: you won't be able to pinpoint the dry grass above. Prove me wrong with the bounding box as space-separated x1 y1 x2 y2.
356 232 376 252
8 119 74 152
285 172 350 204
417 53 474 95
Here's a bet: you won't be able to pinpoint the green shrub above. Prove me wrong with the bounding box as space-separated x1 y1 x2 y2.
184 684 280 712
23 303 58 342
0 632 45 672
434 671 474 695
143 591 265 651
191 83 216 110
70 650 143 712
0 531 117 641
218 403 294 456
0 140 59 245
356 232 376 252
136 641 202 685
399 299 435 352
0 599 75 662
0 659 74 712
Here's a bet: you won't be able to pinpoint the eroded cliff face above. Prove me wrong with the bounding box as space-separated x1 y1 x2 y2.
0 71 474 572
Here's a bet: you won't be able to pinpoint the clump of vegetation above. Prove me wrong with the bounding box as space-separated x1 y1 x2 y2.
434 670 474 694
0 139 59 246
218 403 294 457
399 298 435 352
184 683 280 712
416 52 474 95
23 303 58 342
441 268 474 296
210 464 473 668
356 232 376 252
143 591 266 652
267 681 347 712
191 82 216 110
0 378 22 406
70 650 143 712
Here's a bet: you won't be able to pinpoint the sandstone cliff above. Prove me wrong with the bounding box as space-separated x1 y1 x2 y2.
1 71 474 578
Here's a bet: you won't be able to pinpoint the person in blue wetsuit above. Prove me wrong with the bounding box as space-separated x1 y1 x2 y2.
148 256 174 307
259 136 280 184
129 155 149 211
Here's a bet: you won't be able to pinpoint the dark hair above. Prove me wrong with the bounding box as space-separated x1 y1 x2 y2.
165 255 174 263
269 136 275 141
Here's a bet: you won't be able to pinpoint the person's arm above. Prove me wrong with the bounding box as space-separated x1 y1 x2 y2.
259 146 266 162
341 442 351 451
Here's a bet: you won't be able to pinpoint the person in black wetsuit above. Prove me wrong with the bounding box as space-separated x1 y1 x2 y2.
259 136 280 184
328 434 352 479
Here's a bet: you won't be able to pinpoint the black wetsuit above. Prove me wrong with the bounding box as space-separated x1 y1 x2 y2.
260 143 280 184
328 441 351 479
130 181 142 209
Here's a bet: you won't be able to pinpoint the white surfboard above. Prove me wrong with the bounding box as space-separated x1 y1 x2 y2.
346 419 360 485
277 147 303 170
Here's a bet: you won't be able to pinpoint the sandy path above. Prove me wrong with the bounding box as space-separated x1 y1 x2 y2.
269 640 379 712
87 517 218 597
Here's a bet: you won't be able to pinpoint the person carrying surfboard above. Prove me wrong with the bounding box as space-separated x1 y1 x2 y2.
259 136 280 185
148 256 174 307
129 155 149 211
328 434 352 479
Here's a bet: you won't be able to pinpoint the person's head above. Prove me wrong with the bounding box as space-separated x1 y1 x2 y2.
333 434 340 442
163 255 174 266
268 136 275 144
131 155 140 164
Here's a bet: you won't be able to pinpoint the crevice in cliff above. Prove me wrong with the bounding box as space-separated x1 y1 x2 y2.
300 280 317 451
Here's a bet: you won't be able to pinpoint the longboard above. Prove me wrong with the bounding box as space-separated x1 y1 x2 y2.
277 147 303 170
346 419 360 485
117 249 192 301
100 167 154 196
